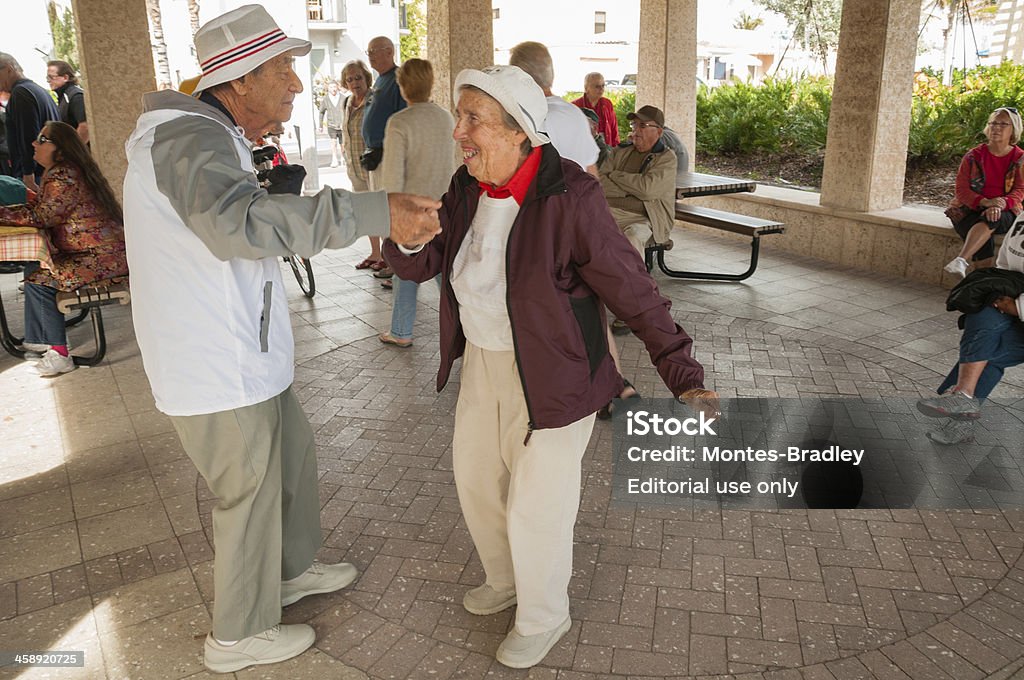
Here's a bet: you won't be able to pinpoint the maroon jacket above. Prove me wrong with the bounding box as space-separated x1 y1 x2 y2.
384 143 705 433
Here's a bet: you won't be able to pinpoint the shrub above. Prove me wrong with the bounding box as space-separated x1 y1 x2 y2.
695 62 1024 165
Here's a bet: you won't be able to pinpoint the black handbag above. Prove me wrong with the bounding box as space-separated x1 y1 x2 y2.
360 147 383 172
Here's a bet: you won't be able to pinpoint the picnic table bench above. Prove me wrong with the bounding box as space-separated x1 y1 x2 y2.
643 172 785 282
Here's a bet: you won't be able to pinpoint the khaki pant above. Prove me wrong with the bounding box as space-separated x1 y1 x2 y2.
170 387 321 640
609 207 653 258
453 343 596 635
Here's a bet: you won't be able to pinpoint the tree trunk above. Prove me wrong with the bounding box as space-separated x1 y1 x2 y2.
187 0 201 38
146 0 173 89
941 0 958 84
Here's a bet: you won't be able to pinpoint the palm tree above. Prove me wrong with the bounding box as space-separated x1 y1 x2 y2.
733 11 765 30
920 0 999 83
146 0 172 89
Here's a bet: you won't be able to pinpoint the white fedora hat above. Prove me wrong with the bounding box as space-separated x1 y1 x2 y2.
193 4 311 95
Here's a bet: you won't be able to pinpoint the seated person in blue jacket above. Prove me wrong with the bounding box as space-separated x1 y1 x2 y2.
383 65 717 670
918 216 1024 443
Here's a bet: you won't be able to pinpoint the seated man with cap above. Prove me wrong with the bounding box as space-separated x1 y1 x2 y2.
122 4 440 673
599 105 676 333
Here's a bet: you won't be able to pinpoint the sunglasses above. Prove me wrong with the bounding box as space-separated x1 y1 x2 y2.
35 133 53 144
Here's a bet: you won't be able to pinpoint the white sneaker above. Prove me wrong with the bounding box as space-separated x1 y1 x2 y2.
329 160 339 168
204 623 315 673
496 616 571 669
944 257 969 278
280 561 357 606
35 350 76 377
463 584 517 615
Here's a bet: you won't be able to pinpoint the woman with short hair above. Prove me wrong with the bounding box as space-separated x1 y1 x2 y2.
0 121 127 376
339 60 383 270
376 58 455 345
384 65 716 668
944 107 1024 278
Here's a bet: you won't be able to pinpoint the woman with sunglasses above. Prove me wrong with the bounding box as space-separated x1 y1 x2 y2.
0 121 127 376
944 107 1024 278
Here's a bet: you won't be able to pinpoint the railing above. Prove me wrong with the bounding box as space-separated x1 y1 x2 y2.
307 0 347 22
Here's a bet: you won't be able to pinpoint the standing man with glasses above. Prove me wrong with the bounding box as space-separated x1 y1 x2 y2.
46 60 88 145
0 53 59 192
598 105 677 334
360 36 406 280
573 72 619 147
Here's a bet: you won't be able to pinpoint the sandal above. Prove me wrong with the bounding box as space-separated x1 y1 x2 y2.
380 278 393 289
379 332 412 348
597 379 641 420
355 257 379 270
373 266 394 279
369 260 388 271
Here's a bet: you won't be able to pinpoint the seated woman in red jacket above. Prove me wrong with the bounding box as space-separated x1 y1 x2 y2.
944 107 1023 278
0 121 127 376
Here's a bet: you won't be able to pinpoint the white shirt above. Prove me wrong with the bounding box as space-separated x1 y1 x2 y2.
542 96 599 170
450 195 520 351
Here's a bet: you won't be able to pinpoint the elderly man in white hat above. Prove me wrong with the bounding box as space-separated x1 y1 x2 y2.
122 5 440 673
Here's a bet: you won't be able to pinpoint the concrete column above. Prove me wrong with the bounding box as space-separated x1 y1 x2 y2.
71 0 155 201
426 0 493 113
819 0 920 212
638 0 697 170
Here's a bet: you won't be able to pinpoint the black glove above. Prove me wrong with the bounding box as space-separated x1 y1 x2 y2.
260 164 307 196
360 147 383 172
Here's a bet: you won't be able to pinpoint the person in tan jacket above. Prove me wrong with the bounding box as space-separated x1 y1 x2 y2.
599 104 676 257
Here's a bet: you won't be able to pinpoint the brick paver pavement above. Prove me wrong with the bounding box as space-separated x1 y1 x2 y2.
2 227 1023 678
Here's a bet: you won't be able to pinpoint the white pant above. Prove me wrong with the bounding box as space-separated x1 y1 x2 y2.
453 342 596 634
609 208 653 258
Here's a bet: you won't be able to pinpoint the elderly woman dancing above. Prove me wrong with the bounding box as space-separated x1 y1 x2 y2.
944 107 1024 278
0 121 127 376
384 66 716 669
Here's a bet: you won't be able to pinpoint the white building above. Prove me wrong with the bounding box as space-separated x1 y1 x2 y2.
492 1 640 95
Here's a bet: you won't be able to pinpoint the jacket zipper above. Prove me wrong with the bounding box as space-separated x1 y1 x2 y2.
443 189 471 368
505 209 536 446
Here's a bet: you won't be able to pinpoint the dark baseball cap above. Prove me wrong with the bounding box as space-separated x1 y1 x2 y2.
627 105 665 128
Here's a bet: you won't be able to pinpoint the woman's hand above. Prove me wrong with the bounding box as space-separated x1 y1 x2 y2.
993 296 1019 317
984 206 1002 222
677 388 721 419
981 197 1007 210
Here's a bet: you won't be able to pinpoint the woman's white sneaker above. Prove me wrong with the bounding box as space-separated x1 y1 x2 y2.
495 616 571 668
463 584 517 615
35 350 76 377
943 256 969 278
203 623 315 673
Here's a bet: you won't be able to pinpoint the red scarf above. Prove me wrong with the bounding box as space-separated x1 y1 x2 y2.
478 146 543 205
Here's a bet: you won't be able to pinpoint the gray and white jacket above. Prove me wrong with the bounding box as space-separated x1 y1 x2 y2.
124 90 389 416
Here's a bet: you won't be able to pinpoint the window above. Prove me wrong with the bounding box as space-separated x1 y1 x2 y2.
307 0 323 20
492 8 500 19
369 0 380 4
594 10 606 34
400 1 408 28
